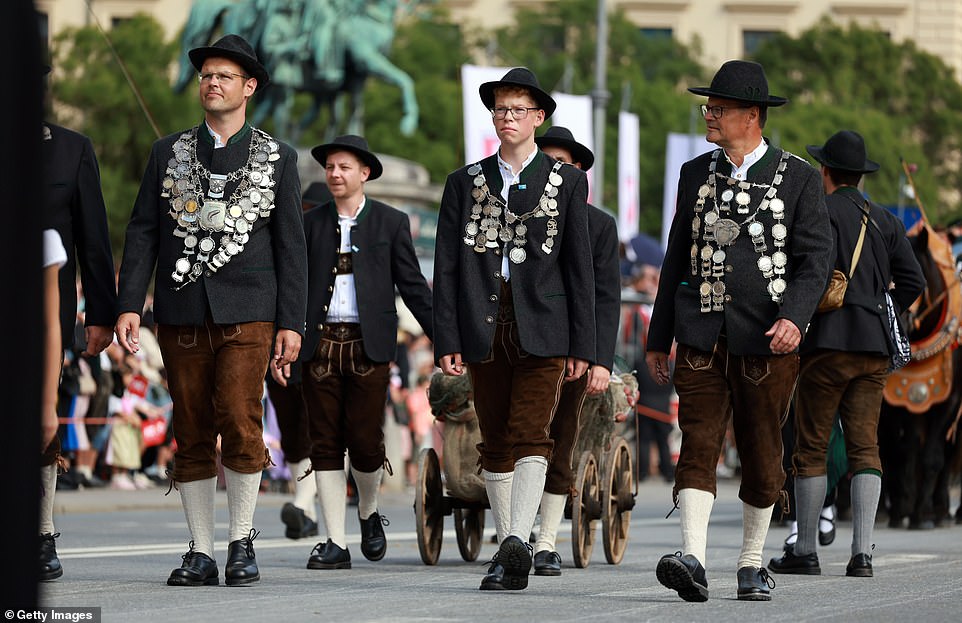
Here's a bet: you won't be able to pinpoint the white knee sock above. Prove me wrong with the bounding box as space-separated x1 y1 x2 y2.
316 469 347 548
39 464 57 534
224 467 261 542
352 466 383 520
535 491 567 553
482 469 513 544
179 477 217 557
678 488 714 567
737 502 775 569
509 456 548 541
288 458 317 521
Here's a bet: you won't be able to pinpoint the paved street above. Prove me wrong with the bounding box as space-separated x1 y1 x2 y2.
37 478 961 623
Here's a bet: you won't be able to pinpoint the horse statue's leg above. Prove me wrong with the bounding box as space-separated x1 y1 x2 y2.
360 53 418 136
174 0 237 94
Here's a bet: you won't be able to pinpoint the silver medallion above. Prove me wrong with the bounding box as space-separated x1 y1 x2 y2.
198 237 215 253
468 164 482 176
198 199 227 232
499 227 514 242
772 251 787 268
546 186 558 198
184 235 198 249
509 247 526 264
249 190 262 204
748 222 764 237
465 222 479 237
515 223 527 237
235 218 250 234
721 189 735 203
735 191 751 206
770 278 787 294
712 249 726 263
549 172 563 186
701 245 714 261
772 224 787 240
704 211 719 226
698 184 710 198
769 198 784 213
757 256 773 272
175 258 191 274
714 219 740 246
473 176 484 188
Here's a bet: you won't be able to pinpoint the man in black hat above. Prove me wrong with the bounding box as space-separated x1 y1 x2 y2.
768 130 923 579
295 134 432 570
115 34 307 587
433 68 595 591
647 59 832 601
529 126 620 576
38 63 119 581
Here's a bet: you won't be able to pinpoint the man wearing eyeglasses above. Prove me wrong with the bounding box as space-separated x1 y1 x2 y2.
646 60 831 602
433 67 595 591
115 34 308 588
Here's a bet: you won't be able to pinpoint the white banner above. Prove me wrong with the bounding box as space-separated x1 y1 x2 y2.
617 111 640 242
461 64 509 165
662 133 714 248
550 92 595 203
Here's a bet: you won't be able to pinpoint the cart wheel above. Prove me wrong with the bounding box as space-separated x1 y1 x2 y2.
454 507 485 562
415 448 444 565
602 436 634 564
571 451 600 568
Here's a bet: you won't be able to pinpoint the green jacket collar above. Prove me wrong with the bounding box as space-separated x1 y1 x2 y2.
198 120 252 147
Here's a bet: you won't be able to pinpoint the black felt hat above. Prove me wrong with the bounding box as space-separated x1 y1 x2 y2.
189 34 270 92
535 126 594 171
688 60 787 107
311 135 383 181
806 130 880 174
479 67 557 118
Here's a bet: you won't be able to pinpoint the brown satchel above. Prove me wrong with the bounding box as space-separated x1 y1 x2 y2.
816 213 868 313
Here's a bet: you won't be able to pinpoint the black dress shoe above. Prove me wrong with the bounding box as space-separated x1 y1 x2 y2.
307 539 352 569
846 553 873 577
768 545 821 575
494 535 532 590
737 566 775 601
656 551 709 602
819 514 836 546
225 529 260 586
359 510 388 561
479 554 506 591
281 502 319 540
167 542 218 586
533 550 562 576
39 533 63 581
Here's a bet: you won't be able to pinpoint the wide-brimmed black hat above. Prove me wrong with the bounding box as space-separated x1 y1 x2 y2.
806 130 880 174
535 126 594 171
479 67 557 118
189 34 270 92
688 60 787 107
311 135 383 181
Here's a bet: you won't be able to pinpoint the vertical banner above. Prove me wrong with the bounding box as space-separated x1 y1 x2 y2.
550 93 595 202
662 132 714 247
617 111 640 242
461 64 510 165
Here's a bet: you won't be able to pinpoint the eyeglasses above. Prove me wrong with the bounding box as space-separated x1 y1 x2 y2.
198 71 250 84
701 104 752 119
491 106 541 120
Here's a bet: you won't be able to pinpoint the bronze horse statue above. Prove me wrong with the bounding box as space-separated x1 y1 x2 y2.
879 221 962 528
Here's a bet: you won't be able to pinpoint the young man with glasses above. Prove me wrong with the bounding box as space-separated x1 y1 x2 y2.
646 60 832 602
433 68 595 591
115 34 308 587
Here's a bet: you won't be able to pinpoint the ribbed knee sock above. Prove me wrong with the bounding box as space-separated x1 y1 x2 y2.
794 475 827 556
509 456 548 541
535 491 567 553
179 477 216 557
483 469 513 544
39 464 57 534
315 469 347 548
352 466 383 520
678 488 714 567
224 467 260 542
851 473 881 556
288 458 317 521
737 502 775 569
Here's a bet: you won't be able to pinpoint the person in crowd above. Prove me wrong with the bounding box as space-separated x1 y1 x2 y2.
296 134 432 569
433 67 595 591
529 126 620 576
768 130 923 578
115 34 307 587
647 60 832 602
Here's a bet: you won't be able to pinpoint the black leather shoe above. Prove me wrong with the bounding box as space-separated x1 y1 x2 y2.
39 533 63 581
846 553 873 577
768 546 821 575
819 515 836 546
281 502 319 540
167 542 218 586
359 510 388 561
737 566 775 601
656 551 709 602
495 535 532 590
533 550 562 576
225 529 260 586
479 554 506 591
307 539 352 569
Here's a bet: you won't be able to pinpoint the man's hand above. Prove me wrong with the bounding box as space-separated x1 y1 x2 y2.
270 362 291 387
83 325 115 357
646 351 671 385
585 365 610 395
115 312 141 355
765 318 801 354
565 357 588 382
440 353 464 376
273 329 301 368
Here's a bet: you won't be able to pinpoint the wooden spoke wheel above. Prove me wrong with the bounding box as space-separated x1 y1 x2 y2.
415 448 444 565
454 507 485 562
571 451 601 568
602 436 635 564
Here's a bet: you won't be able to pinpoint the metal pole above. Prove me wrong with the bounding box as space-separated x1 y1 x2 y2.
592 0 610 207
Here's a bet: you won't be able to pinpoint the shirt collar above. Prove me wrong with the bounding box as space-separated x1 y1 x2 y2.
497 147 538 179
724 138 768 172
337 196 366 221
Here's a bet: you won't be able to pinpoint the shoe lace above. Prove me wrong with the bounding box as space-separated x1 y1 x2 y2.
181 540 199 563
758 568 776 589
240 528 260 557
375 513 390 527
310 541 327 557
